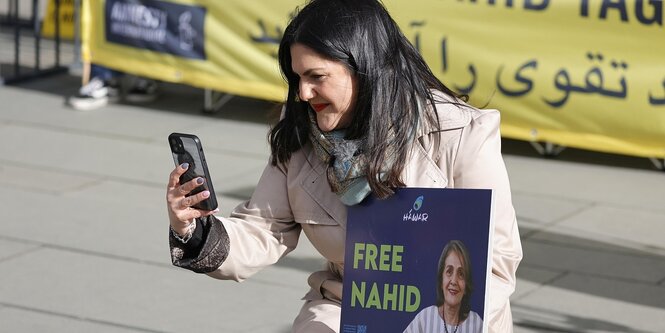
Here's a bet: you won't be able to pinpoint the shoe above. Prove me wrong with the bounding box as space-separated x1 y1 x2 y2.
69 77 119 111
125 78 158 103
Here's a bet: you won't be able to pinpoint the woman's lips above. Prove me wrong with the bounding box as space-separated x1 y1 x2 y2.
311 103 328 112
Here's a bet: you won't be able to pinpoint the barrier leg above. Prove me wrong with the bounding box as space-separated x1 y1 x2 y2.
203 89 233 113
529 141 566 157
649 158 665 171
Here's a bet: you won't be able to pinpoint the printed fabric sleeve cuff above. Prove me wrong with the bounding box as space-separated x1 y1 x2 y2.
169 215 230 273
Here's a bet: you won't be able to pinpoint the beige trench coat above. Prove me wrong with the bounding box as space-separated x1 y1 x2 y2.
178 94 522 332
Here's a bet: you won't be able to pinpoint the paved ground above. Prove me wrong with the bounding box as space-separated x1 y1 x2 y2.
1 73 664 333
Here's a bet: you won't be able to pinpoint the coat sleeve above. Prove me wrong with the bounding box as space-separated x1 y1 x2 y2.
210 161 302 281
452 109 522 332
169 161 302 281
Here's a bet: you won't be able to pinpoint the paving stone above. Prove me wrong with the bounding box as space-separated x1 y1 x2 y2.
513 273 665 332
553 205 665 256
0 125 172 185
0 248 309 333
0 171 322 266
1 85 274 155
0 239 41 263
505 156 665 213
527 228 660 260
0 85 206 143
0 163 102 194
0 307 149 333
522 239 665 283
512 192 592 226
0 183 168 263
513 266 563 301
0 124 266 186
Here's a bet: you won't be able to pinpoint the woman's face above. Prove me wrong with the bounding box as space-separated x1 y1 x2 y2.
442 250 466 308
290 43 358 132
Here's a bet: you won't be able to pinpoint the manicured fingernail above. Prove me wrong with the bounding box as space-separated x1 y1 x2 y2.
202 191 210 198
180 163 189 169
196 178 204 184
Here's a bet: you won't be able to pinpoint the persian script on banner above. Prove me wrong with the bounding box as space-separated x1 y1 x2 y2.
341 188 494 333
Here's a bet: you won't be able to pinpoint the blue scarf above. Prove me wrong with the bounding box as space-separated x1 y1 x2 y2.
307 111 372 206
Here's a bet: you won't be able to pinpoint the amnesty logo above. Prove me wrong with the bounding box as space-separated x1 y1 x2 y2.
105 0 206 60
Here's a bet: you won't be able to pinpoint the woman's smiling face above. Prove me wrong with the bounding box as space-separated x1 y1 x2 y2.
290 43 358 132
442 250 466 308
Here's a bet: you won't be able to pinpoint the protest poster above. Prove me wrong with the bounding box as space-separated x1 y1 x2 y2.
341 188 493 333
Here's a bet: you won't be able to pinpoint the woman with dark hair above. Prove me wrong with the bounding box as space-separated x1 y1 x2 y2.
165 0 522 332
404 240 483 333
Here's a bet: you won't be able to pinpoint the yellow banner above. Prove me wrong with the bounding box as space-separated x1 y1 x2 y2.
42 0 76 39
83 0 665 158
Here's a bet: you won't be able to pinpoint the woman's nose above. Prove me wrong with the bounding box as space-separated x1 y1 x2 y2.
298 81 315 102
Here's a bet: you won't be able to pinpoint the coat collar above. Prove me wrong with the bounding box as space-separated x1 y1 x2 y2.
299 91 472 223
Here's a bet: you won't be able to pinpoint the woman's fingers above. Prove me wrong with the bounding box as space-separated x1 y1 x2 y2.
177 207 220 222
167 163 206 200
167 163 218 227
177 177 206 196
168 163 189 188
178 190 208 209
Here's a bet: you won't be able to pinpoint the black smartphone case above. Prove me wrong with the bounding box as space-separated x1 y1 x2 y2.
168 133 218 211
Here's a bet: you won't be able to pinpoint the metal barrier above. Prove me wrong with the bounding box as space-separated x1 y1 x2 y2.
0 0 68 85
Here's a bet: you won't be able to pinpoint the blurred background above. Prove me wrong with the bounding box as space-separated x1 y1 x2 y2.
1 1 664 332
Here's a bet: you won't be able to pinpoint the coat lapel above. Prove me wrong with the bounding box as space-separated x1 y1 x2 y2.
300 148 348 228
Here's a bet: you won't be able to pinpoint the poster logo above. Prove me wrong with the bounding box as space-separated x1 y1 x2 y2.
178 11 196 51
413 195 424 211
105 0 206 60
403 195 428 222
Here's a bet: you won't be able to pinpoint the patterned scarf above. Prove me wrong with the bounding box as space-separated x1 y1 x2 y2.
307 111 372 206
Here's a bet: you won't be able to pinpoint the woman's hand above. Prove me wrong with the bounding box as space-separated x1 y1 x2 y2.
167 163 219 236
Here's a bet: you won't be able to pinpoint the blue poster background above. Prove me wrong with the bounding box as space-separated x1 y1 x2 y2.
341 188 492 333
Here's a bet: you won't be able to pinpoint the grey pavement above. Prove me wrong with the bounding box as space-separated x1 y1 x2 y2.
1 72 665 333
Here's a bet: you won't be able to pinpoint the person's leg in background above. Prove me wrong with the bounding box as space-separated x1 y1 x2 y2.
69 63 122 111
125 76 159 103
69 64 159 111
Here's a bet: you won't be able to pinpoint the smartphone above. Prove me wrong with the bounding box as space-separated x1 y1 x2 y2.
168 133 218 211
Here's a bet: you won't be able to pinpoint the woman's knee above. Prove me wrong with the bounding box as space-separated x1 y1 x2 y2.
292 299 341 333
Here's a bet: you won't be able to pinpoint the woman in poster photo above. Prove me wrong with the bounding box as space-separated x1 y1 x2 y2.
404 240 483 333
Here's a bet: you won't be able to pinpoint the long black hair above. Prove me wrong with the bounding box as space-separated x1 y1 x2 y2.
270 0 463 198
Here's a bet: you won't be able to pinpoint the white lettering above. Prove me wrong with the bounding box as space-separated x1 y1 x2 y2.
402 209 429 222
111 23 166 43
111 3 166 29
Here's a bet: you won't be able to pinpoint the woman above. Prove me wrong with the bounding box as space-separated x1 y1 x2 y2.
165 0 522 332
404 240 483 333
